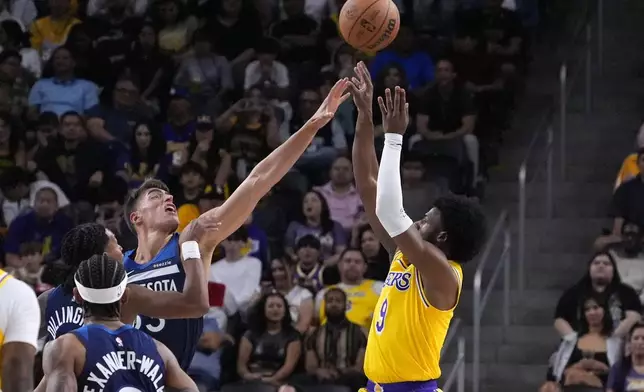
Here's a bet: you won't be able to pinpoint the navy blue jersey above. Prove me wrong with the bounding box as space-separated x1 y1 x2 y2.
123 233 203 369
72 324 166 391
44 286 84 342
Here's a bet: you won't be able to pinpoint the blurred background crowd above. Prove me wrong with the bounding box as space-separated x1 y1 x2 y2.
0 0 536 390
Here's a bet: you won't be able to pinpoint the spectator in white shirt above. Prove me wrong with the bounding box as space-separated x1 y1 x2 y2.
243 37 289 102
210 226 262 316
0 167 30 227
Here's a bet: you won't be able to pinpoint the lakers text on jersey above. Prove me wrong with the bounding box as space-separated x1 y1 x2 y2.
363 250 462 384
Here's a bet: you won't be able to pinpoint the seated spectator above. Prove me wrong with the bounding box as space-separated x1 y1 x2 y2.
122 122 165 190
302 288 366 392
607 150 644 239
369 26 434 91
0 49 33 127
269 0 318 67
268 257 313 333
94 181 132 248
606 323 644 392
4 182 73 267
186 115 232 193
26 111 58 168
0 166 30 228
321 44 357 79
188 312 234 392
174 28 234 115
0 20 41 78
243 38 290 102
411 58 479 193
241 214 269 267
153 0 198 55
541 294 619 392
64 23 112 89
0 112 26 174
317 248 382 332
210 227 262 316
29 0 80 61
231 291 301 392
315 155 363 232
354 224 390 281
615 124 644 190
401 151 446 221
27 46 99 117
284 190 347 265
13 241 53 294
554 252 641 340
608 223 644 303
162 95 197 172
292 235 326 294
86 76 155 146
174 161 206 209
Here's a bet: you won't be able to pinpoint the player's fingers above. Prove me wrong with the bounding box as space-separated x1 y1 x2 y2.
339 93 351 105
359 62 373 87
351 76 361 86
405 102 410 120
385 88 393 110
377 96 387 116
393 86 401 115
347 81 360 95
400 88 407 114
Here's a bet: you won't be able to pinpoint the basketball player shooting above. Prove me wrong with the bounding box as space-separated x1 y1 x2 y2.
348 62 487 392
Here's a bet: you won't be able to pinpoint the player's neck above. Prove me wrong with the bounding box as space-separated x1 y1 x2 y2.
135 230 173 262
85 317 123 330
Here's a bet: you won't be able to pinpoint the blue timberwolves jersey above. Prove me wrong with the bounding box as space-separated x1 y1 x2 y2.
72 324 166 391
44 286 84 341
123 233 203 369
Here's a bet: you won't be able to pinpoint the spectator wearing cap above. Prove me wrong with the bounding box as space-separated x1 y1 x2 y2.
174 28 234 116
292 234 326 294
187 115 232 193
86 76 154 145
4 182 73 267
0 166 30 228
29 0 80 61
0 49 33 123
210 226 263 316
315 155 362 232
26 111 58 170
243 37 290 102
27 46 99 118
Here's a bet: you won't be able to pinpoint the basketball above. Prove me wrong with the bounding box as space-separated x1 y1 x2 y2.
338 0 400 52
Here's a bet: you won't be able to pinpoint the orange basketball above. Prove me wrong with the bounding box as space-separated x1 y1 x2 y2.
338 0 400 52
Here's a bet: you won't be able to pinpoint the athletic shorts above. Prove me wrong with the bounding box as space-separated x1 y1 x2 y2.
360 379 443 392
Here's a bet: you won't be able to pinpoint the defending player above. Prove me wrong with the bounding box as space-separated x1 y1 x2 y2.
349 62 487 391
123 78 350 368
0 268 40 392
38 254 198 392
38 221 217 344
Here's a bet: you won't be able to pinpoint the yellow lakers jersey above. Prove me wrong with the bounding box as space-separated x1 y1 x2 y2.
318 280 383 329
364 250 463 383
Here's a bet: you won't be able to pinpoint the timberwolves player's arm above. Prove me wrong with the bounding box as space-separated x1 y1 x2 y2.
1 277 40 392
374 87 460 311
348 61 397 256
154 339 198 391
121 239 209 323
193 79 350 260
41 334 83 392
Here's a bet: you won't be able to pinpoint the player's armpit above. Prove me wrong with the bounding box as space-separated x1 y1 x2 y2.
42 335 80 392
392 229 460 311
155 340 199 391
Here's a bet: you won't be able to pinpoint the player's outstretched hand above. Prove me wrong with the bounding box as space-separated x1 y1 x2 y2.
179 216 221 243
378 86 410 135
348 61 373 113
307 77 350 129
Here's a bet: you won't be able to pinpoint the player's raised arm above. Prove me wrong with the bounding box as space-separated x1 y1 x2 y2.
155 339 199 391
42 334 81 392
348 62 396 255
196 78 350 251
374 87 459 310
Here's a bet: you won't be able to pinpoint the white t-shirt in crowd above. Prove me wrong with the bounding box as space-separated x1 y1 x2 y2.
243 60 290 91
284 285 313 323
209 256 262 315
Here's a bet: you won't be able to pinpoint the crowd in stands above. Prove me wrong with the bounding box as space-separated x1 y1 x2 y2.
0 0 529 390
540 124 644 391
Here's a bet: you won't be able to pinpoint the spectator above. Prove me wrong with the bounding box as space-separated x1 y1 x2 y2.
0 49 34 124
354 224 390 281
122 122 165 190
284 190 347 265
162 95 196 172
401 151 446 221
186 115 232 191
268 257 314 333
210 227 262 316
0 20 41 77
321 44 357 79
269 0 318 66
28 46 99 117
606 323 644 392
29 0 80 61
154 0 198 55
303 288 367 392
609 149 644 237
0 112 26 173
232 291 301 392
26 111 58 169
4 182 73 267
174 28 234 115
541 294 618 392
64 23 112 89
13 242 52 294
316 248 382 331
608 223 644 303
615 124 644 190
554 252 642 340
0 166 30 228
188 312 233 392
242 214 270 267
292 234 326 294
244 37 290 102
174 161 205 209
0 0 35 30
315 155 363 232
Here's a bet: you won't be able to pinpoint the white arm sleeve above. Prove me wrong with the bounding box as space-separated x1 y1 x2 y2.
375 133 414 237
4 278 40 349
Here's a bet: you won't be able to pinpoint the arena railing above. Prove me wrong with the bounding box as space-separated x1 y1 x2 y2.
472 210 512 392
441 318 465 392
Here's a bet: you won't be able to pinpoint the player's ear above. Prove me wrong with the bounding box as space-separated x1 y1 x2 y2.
120 287 130 305
129 210 141 227
436 231 448 244
72 288 84 305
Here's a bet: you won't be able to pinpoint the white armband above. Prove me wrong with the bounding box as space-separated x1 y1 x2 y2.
375 133 414 237
181 241 201 260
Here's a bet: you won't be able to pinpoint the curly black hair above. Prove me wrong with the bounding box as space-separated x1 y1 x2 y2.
45 223 109 294
434 194 487 263
74 253 126 319
247 292 295 335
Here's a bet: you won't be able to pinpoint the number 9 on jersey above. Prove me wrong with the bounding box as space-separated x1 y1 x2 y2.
375 299 388 335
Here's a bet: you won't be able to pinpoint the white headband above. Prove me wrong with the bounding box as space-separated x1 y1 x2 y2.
74 274 128 304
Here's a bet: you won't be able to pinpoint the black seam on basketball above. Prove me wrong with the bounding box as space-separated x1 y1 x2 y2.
359 0 392 51
345 0 383 44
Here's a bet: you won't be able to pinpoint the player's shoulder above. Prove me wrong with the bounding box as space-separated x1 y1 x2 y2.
0 275 38 304
47 332 85 356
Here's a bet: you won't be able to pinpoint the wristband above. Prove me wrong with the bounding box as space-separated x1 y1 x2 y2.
181 241 201 260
